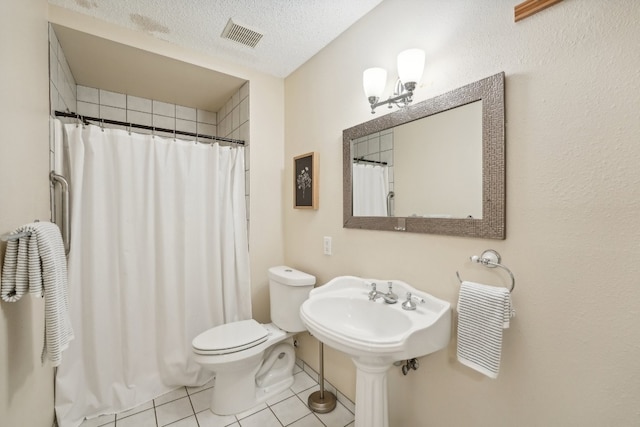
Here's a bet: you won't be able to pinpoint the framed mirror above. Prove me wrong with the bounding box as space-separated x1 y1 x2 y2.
343 72 505 239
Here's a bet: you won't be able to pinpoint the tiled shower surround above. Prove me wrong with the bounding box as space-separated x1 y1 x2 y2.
48 25 249 144
73 84 252 145
49 24 77 116
48 25 251 220
75 86 219 140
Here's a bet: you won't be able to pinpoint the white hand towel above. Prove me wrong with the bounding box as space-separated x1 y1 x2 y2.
457 281 514 379
0 222 74 366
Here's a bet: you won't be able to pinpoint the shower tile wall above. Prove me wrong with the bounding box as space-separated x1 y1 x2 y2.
218 82 250 142
49 25 77 116
218 82 251 224
49 22 77 175
75 86 218 141
48 24 251 231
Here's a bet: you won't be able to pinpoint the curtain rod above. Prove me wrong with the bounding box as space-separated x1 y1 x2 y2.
54 111 245 146
353 157 388 165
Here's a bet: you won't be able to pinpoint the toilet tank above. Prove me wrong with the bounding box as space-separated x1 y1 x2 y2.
268 266 316 333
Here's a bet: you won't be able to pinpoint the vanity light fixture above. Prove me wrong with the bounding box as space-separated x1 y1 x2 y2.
363 48 425 114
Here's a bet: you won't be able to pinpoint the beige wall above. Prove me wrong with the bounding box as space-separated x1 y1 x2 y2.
0 1 54 426
394 100 482 218
285 1 640 425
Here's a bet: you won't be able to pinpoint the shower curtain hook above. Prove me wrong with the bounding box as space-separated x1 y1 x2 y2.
100 119 105 132
152 127 155 139
75 113 85 129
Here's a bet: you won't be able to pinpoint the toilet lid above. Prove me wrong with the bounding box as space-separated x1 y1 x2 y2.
192 319 269 355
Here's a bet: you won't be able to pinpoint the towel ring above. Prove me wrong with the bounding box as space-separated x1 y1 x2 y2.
456 249 515 293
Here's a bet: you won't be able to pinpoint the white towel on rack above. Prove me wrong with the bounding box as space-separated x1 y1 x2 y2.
456 281 514 379
0 222 74 366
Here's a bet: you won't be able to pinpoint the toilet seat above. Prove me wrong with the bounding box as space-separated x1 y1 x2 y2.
192 319 269 356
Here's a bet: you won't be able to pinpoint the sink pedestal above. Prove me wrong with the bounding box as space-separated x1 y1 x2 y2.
352 358 392 427
299 276 452 427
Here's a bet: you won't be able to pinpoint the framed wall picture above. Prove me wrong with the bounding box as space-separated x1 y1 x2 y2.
294 152 319 209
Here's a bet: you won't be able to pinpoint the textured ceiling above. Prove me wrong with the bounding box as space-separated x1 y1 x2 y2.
48 0 385 78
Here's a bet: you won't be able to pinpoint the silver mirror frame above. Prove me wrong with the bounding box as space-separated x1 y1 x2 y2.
343 72 505 239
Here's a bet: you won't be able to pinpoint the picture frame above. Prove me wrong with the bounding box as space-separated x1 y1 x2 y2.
294 152 319 209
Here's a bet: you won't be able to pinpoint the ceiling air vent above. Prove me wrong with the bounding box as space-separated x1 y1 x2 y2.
221 19 263 48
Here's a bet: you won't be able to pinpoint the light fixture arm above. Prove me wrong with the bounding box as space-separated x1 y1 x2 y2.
363 48 424 114
368 80 416 114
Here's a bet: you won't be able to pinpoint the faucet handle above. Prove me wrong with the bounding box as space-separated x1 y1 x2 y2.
387 281 398 299
401 292 425 311
366 282 377 300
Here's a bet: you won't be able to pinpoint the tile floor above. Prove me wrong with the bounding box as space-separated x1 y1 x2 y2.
78 361 355 427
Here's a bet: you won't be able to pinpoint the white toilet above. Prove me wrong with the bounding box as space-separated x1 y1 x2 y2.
191 266 316 415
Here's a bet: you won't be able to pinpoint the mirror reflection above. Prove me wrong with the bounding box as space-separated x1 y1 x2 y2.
350 100 483 218
342 72 505 239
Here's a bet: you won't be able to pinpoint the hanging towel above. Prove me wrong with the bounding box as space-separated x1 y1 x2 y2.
1 222 74 366
1 235 31 302
456 281 514 379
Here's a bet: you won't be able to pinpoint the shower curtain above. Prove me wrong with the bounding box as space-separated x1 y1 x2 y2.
352 163 389 216
54 123 251 427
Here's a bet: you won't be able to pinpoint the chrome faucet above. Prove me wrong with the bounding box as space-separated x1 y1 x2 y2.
367 283 379 300
368 282 398 304
385 281 398 303
401 292 425 311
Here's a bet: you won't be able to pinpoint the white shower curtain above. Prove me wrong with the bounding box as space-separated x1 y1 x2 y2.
352 163 389 216
54 124 251 427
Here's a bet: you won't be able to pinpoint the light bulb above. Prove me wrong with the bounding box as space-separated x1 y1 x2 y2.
397 49 425 86
363 67 387 99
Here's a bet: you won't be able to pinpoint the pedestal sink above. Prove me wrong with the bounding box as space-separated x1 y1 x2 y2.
299 276 451 427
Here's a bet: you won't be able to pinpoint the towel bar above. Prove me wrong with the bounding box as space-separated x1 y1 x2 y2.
50 171 70 255
2 174 70 256
456 249 515 292
0 220 41 241
0 230 32 241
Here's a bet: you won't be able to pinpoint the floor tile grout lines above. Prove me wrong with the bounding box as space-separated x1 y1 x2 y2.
186 388 202 427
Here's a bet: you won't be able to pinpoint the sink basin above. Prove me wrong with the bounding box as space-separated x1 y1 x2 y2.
300 276 451 362
299 276 451 427
305 296 412 343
